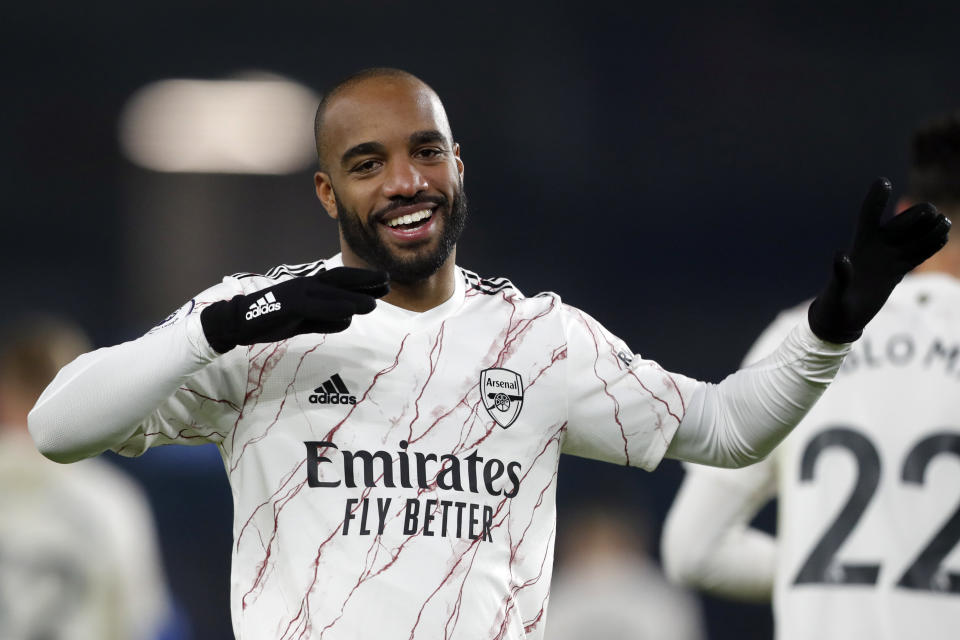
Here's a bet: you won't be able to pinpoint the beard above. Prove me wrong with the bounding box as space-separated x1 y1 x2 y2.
334 179 468 284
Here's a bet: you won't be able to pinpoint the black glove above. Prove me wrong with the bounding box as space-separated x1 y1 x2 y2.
808 178 951 343
200 267 390 353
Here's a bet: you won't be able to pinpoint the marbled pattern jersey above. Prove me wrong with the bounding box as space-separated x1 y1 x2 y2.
117 254 698 640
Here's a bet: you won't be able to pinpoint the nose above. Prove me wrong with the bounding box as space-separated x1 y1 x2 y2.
382 158 428 199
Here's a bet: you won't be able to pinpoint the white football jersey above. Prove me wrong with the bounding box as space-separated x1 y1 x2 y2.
734 273 960 639
117 254 697 640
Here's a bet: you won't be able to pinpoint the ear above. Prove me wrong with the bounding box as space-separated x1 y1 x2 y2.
314 172 338 219
453 143 465 183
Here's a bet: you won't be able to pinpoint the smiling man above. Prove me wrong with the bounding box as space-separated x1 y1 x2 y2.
313 69 468 309
27 68 950 640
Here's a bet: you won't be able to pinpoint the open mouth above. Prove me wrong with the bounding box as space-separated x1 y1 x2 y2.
383 208 433 231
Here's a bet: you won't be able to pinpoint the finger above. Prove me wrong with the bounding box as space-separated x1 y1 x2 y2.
300 298 360 323
880 203 938 238
832 251 853 288
857 177 893 231
304 284 379 314
900 217 951 263
338 291 378 315
358 280 390 299
313 267 391 297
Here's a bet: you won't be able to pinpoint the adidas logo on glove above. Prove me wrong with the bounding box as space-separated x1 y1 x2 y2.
245 292 281 320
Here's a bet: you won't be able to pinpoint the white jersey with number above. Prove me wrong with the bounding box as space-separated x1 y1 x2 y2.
683 273 960 639
116 254 698 640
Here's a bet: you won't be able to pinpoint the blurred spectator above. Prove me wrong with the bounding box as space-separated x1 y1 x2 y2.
0 316 177 640
546 505 706 640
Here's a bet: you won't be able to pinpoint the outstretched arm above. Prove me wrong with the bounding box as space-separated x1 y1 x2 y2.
29 267 389 463
29 313 222 463
665 318 844 466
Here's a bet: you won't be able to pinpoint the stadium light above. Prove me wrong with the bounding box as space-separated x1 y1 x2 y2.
119 72 320 174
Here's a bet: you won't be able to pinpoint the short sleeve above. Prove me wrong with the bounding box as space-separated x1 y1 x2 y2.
560 305 701 470
112 278 249 457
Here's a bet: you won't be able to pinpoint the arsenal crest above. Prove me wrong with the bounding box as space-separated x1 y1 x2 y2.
480 368 524 429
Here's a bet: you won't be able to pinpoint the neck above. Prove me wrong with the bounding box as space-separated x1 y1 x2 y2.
383 262 457 311
913 242 960 279
339 246 458 312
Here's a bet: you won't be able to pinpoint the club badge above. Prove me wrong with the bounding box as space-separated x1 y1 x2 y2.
480 367 524 429
148 299 196 334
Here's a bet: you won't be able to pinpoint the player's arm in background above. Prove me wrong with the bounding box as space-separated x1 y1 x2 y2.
659 311 798 600
662 460 777 601
28 268 388 462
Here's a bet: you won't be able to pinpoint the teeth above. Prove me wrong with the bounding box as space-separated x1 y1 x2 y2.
386 209 432 228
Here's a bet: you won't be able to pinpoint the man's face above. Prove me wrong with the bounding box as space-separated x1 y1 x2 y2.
315 78 467 284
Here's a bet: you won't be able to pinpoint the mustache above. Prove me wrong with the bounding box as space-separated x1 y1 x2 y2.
370 194 447 224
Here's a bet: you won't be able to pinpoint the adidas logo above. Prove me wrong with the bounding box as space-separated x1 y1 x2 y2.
309 373 357 405
245 291 281 320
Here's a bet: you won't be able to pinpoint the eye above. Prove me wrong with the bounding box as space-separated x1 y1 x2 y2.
350 159 381 174
415 147 445 160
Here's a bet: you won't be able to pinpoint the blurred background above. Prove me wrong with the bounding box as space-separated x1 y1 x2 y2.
4 1 960 637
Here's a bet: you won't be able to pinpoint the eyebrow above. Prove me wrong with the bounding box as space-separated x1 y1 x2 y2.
409 129 449 147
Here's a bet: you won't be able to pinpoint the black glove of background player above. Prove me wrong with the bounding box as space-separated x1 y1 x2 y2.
200 267 390 353
808 178 951 343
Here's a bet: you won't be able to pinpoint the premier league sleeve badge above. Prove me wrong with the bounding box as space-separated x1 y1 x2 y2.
480 368 524 429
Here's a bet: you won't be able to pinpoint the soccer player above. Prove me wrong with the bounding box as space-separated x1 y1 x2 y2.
28 68 950 639
0 317 174 640
661 112 960 640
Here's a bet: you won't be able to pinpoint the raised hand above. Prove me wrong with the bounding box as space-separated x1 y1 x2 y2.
808 178 951 343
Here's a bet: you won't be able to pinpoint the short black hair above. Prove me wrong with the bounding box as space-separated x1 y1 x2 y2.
907 111 960 207
313 67 429 171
